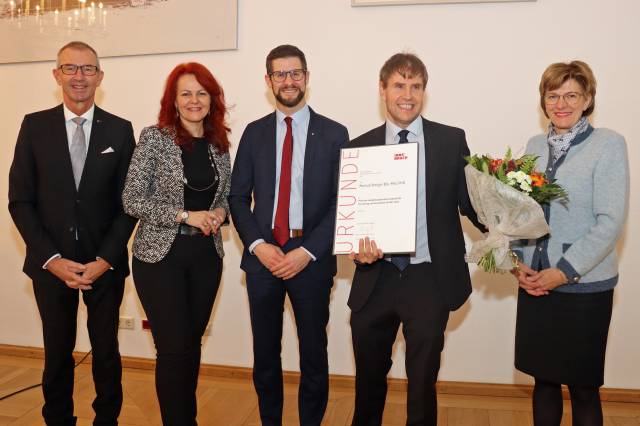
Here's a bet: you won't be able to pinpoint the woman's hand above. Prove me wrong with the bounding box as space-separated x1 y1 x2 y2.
526 267 568 292
348 237 384 265
511 261 549 296
210 207 227 235
185 210 216 236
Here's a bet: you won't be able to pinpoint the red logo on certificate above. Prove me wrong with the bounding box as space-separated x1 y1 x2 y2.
394 153 408 160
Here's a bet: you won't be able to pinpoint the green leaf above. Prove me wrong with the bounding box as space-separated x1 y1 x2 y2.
505 147 512 161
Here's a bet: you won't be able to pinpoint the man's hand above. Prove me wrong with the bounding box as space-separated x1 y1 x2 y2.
271 248 312 280
82 258 111 283
349 237 384 265
47 258 92 290
254 243 285 270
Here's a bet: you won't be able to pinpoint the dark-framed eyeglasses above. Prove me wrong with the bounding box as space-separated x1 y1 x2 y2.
544 92 583 106
58 64 100 76
269 68 306 83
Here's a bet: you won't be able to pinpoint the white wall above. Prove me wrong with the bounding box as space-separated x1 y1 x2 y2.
1 0 638 388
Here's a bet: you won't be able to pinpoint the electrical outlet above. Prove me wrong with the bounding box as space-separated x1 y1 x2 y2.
119 316 134 330
141 319 151 330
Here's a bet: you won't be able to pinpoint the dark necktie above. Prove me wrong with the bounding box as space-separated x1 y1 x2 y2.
390 129 411 271
70 117 87 189
273 116 293 246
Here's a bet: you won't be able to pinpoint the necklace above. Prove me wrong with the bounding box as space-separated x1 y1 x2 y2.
183 144 219 192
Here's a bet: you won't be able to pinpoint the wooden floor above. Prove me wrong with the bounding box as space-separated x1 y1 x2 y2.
0 355 639 425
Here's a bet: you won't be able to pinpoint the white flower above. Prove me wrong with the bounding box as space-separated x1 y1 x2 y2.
507 171 529 182
506 171 532 192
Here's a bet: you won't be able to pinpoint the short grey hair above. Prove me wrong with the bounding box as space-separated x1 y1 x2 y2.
56 41 101 69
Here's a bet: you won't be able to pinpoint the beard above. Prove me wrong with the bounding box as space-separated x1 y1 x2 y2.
274 85 305 108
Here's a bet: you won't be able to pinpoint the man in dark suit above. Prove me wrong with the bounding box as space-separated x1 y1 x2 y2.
8 41 136 426
348 53 484 426
229 44 349 426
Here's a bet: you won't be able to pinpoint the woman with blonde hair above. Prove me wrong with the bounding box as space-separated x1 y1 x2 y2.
512 60 629 425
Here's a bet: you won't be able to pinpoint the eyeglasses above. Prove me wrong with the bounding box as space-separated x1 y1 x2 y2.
59 64 100 76
269 69 306 83
544 92 583 106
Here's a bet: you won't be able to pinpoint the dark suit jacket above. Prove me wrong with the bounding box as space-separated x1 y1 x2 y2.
347 118 483 312
8 104 137 283
229 108 349 279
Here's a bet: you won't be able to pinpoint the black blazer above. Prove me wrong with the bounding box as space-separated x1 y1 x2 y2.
8 104 137 282
347 118 484 312
229 108 349 278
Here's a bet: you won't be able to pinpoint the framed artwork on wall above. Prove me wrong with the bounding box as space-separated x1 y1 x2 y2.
0 0 237 64
352 0 535 5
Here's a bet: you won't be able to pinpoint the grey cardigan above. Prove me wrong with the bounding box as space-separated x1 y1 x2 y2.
513 127 629 293
122 125 231 263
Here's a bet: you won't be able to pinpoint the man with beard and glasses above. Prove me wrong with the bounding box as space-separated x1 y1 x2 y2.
229 44 349 426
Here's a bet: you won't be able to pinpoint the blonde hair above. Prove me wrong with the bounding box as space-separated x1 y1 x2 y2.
539 60 596 118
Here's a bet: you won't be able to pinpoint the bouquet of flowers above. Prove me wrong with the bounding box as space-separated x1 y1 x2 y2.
464 148 567 273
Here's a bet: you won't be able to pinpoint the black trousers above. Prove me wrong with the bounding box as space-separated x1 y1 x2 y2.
350 262 449 426
133 234 222 426
246 240 332 426
33 270 124 426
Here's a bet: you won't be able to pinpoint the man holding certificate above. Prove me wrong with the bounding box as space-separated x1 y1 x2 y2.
347 53 484 426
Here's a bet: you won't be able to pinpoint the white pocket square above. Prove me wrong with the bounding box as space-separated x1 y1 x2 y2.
101 147 115 154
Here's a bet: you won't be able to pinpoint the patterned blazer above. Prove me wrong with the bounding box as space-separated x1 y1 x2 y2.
122 125 231 263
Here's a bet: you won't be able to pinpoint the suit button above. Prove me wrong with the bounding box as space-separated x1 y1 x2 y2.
69 227 74 232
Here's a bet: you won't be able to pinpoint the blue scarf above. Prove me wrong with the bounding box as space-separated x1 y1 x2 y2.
547 116 589 162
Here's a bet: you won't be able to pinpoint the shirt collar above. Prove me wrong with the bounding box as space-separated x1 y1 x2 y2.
385 115 423 142
63 103 95 124
276 104 310 126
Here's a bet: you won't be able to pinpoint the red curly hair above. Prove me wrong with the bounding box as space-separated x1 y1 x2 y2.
158 62 230 152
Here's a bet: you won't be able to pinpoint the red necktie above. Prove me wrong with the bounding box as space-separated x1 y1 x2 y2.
273 116 293 246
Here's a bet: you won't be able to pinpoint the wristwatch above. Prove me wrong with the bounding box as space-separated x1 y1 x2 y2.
180 210 189 223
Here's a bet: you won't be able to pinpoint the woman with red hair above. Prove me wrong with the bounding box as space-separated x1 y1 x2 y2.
123 62 231 424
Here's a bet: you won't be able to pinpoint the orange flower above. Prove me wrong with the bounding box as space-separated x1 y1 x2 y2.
530 173 546 187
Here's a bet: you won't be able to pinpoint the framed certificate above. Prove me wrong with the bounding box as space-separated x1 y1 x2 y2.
333 143 418 255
